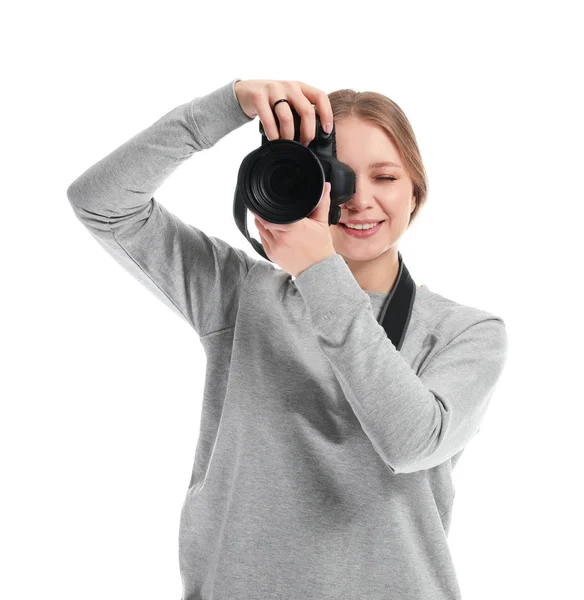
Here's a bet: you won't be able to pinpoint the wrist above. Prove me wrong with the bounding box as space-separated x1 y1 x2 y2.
233 80 256 119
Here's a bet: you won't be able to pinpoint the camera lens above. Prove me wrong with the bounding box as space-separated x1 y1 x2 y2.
246 140 324 223
269 163 301 203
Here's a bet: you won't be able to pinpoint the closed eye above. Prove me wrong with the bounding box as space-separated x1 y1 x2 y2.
376 176 396 181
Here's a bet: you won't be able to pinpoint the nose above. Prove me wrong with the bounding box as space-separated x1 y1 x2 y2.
342 177 375 214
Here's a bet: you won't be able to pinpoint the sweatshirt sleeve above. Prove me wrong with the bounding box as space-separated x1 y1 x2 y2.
66 78 257 338
294 253 509 474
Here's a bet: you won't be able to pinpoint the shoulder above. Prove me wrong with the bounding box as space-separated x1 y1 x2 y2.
414 284 506 346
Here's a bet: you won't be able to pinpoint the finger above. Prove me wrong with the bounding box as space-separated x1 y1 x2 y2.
256 94 281 142
254 218 276 238
252 213 267 227
255 218 266 236
296 82 334 133
310 182 331 222
260 221 292 233
269 82 295 141
252 82 292 142
255 220 273 249
283 87 316 146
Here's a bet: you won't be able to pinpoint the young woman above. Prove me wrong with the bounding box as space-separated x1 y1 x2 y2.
67 78 508 600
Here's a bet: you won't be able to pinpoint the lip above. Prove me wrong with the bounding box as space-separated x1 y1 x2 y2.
339 220 384 238
340 219 386 224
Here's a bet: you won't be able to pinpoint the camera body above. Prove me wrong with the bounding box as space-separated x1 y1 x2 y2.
233 106 356 262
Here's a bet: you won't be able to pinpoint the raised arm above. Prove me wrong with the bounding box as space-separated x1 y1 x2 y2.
66 79 258 337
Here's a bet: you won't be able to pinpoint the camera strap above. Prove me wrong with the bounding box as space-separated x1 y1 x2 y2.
378 251 416 352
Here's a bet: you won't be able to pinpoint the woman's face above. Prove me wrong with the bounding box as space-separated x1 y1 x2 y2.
329 117 416 263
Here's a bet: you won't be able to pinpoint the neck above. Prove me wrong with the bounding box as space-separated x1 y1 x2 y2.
344 247 400 294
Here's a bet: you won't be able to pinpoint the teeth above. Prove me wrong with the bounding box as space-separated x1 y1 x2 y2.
345 222 380 230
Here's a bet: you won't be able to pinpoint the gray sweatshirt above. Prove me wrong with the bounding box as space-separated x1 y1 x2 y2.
67 78 509 600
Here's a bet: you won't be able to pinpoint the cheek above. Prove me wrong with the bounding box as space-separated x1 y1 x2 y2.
384 196 412 222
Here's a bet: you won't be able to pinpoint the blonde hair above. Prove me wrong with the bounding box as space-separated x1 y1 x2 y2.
328 88 428 227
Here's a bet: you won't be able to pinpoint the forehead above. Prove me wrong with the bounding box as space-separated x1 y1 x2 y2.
334 117 402 166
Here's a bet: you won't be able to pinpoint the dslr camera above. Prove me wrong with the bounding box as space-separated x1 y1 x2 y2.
233 105 357 262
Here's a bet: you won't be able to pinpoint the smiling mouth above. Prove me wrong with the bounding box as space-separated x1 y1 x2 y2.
338 221 385 237
339 220 384 229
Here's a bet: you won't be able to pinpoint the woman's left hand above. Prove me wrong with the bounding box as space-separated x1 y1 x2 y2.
251 182 337 278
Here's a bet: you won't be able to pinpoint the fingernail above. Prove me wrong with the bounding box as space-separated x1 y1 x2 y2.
325 122 333 133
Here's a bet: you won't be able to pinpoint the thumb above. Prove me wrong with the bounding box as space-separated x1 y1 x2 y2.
311 181 331 223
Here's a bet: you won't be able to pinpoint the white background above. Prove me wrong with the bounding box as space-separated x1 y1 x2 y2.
2 1 582 599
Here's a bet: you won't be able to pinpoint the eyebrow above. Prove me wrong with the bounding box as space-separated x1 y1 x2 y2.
369 161 403 169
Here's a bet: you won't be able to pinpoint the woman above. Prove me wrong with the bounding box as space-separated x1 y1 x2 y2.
67 78 508 600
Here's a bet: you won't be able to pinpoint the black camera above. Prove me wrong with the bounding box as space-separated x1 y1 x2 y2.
233 105 357 262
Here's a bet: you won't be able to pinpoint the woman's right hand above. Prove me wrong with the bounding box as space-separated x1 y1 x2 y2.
234 79 334 146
